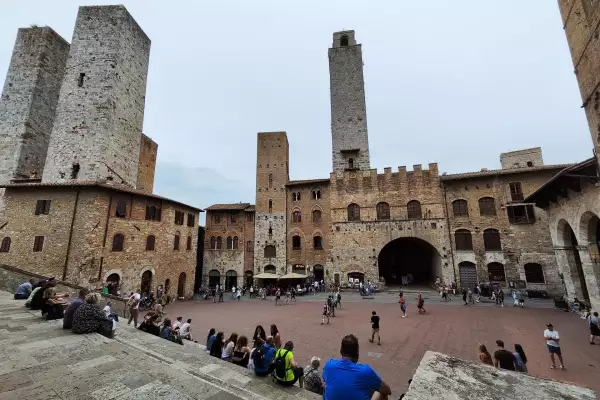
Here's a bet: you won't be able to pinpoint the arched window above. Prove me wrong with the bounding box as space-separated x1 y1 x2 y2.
232 236 239 250
115 200 127 218
174 231 181 250
312 190 321 200
264 245 276 258
292 235 301 250
407 200 422 219
340 34 349 46
313 235 323 250
0 237 11 252
376 202 390 220
146 235 155 251
268 199 273 213
487 262 506 282
452 199 468 217
187 236 192 250
227 236 232 249
268 173 273 189
454 229 473 251
216 236 222 249
347 203 360 221
312 209 322 223
348 158 354 170
292 211 302 223
524 263 545 283
483 228 501 251
478 197 496 216
210 236 216 249
264 264 276 273
293 192 301 201
112 233 124 251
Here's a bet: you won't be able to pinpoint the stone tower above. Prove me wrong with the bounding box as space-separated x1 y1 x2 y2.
558 1 600 165
0 27 69 185
136 133 158 194
42 5 151 186
254 132 289 276
329 30 370 173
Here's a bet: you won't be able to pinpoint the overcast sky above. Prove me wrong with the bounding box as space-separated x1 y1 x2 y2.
0 1 591 219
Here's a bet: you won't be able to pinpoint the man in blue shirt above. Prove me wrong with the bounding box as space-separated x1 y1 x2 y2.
323 334 391 400
14 279 36 299
62 288 89 329
254 336 277 377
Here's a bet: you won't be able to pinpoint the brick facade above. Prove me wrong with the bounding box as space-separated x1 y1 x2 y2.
137 134 158 194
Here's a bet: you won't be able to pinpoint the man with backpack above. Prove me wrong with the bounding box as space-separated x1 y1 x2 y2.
273 341 304 387
253 337 277 376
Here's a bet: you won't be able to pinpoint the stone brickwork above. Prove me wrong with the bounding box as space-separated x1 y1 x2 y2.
0 27 69 184
329 31 370 173
43 5 151 186
500 147 544 169
0 183 198 298
137 134 157 193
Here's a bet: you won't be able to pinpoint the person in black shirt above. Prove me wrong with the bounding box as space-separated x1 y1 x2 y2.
369 311 381 345
493 339 515 371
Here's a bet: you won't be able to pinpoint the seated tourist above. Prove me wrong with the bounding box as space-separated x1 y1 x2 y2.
25 286 42 308
222 333 238 361
160 318 183 345
30 279 56 310
173 316 183 330
14 279 36 300
153 303 164 322
303 357 324 395
179 319 193 341
323 334 391 400
206 328 216 352
253 336 277 376
63 288 90 329
138 309 161 336
273 341 304 387
231 335 251 367
210 331 225 358
42 283 69 320
72 293 113 338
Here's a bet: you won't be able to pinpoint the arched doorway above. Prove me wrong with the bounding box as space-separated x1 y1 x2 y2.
348 272 364 283
208 269 220 288
487 262 506 282
106 273 120 295
559 220 590 301
225 270 238 290
458 261 477 290
164 279 171 295
264 265 276 274
313 264 324 282
377 237 441 286
245 270 254 288
141 270 152 296
177 272 186 298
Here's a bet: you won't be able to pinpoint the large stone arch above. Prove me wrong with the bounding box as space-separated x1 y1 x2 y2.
579 211 600 245
103 269 124 283
377 237 441 286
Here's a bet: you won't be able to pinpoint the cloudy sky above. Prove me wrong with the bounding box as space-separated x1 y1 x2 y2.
0 0 591 220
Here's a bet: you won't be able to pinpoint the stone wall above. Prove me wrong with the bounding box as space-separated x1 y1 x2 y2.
0 27 69 184
136 134 157 193
499 147 544 169
43 5 151 186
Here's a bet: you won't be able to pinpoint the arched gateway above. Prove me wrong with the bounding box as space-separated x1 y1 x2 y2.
377 237 441 285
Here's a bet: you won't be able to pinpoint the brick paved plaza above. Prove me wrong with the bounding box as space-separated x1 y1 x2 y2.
157 293 600 396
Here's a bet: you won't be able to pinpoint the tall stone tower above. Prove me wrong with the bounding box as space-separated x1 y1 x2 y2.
0 27 69 184
42 5 151 186
329 30 370 173
254 132 289 276
558 1 600 164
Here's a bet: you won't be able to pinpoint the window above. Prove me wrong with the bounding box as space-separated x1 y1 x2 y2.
268 200 273 213
347 203 360 221
507 204 536 224
112 234 124 251
246 241 253 252
348 158 354 170
407 200 422 219
174 231 181 250
452 199 468 217
313 235 323 250
524 263 545 283
0 237 11 252
292 235 301 250
175 210 185 225
210 236 216 249
71 163 80 179
312 190 321 200
292 210 302 223
340 34 349 46
246 213 253 222
487 262 506 282
376 202 390 220
509 182 524 201
483 228 502 251
146 235 155 251
227 236 233 250
33 236 44 252
187 213 195 227
264 245 276 258
115 200 127 218
478 197 496 216
230 213 238 223
233 236 239 250
35 199 51 215
145 205 161 221
312 209 322 223
293 192 301 201
214 214 221 224
454 229 473 251
216 236 222 249
268 226 273 237
526 161 533 167
264 264 276 273
187 236 192 250
268 173 273 189
78 72 85 87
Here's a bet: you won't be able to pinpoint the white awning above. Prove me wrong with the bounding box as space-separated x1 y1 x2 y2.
279 273 307 279
254 273 281 279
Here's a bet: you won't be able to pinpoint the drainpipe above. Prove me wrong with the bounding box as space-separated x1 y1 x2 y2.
442 183 457 284
62 189 81 281
98 193 113 281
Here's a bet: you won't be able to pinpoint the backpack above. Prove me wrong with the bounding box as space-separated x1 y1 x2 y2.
274 350 289 378
252 345 268 369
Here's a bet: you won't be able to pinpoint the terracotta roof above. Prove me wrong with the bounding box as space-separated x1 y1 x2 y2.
0 180 202 212
439 164 572 181
244 205 256 212
204 203 253 211
286 178 330 186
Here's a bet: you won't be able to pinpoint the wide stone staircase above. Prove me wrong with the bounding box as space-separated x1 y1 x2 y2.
0 290 319 400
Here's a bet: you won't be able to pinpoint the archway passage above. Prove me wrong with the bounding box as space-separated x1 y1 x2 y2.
177 272 187 298
560 221 590 302
106 273 120 295
245 270 254 288
225 270 238 290
208 270 220 288
378 237 441 286
313 265 324 282
141 270 152 297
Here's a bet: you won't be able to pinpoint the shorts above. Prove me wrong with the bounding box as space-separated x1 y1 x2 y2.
372 328 379 334
547 345 561 355
591 325 600 336
401 304 406 312
276 296 281 300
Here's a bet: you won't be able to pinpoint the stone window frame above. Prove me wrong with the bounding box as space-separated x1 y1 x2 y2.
454 229 473 251
216 236 222 249
312 189 322 200
293 192 301 202
187 213 196 227
146 235 156 251
509 182 524 202
407 200 422 220
246 241 253 252
0 237 11 252
487 262 506 282
312 208 322 224
213 214 222 224
174 210 185 225
347 203 360 222
33 236 44 252
376 202 390 220
35 199 51 216
268 173 273 189
268 200 273 213
483 228 502 251
115 200 127 218
174 231 181 251
340 34 349 46
292 235 302 250
226 236 239 250
145 205 162 222
246 213 254 222
111 233 124 252
452 199 468 217
524 263 545 284
292 209 302 224
264 245 276 258
313 235 323 250
230 212 238 224
186 235 192 251
478 197 496 216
